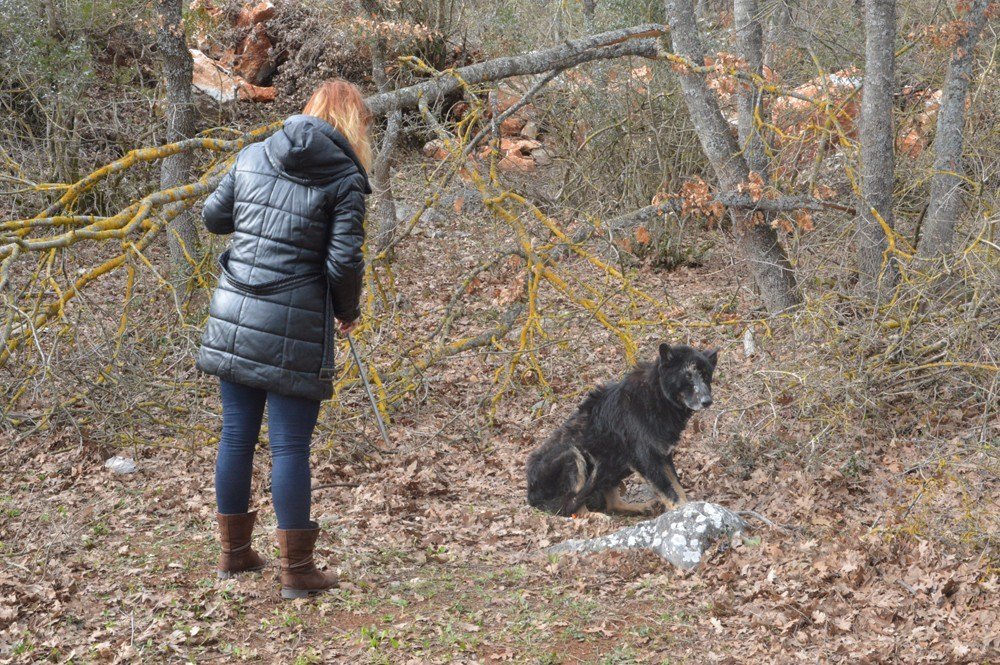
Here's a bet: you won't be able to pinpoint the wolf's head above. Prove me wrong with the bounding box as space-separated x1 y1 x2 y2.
656 343 718 411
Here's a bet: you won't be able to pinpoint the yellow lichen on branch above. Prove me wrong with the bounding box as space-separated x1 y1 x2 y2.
0 125 281 370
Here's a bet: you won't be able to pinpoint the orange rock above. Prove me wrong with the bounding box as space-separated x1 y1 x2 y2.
499 137 541 156
236 0 276 28
422 139 450 160
237 83 276 103
499 115 526 137
493 88 522 113
189 48 275 104
218 48 237 69
498 152 536 172
765 67 866 169
898 128 924 158
235 22 274 85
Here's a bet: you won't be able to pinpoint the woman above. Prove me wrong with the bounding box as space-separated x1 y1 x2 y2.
196 79 372 599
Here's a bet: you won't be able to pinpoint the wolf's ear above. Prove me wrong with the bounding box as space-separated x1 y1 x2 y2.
706 349 719 369
658 343 673 364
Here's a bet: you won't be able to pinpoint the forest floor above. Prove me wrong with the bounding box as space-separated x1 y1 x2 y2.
1 165 998 664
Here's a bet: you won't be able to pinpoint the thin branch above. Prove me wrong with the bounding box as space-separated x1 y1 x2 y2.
573 193 855 243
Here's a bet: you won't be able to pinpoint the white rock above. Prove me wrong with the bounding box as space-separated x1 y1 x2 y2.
743 328 756 357
105 456 137 474
548 502 747 569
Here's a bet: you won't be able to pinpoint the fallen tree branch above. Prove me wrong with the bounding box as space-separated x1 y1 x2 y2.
715 193 856 215
364 24 665 117
35 125 280 221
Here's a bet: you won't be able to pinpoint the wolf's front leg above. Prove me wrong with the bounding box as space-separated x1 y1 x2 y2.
603 483 659 515
635 453 687 511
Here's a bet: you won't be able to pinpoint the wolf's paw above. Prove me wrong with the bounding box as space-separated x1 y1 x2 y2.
573 510 612 521
645 502 665 516
650 499 680 515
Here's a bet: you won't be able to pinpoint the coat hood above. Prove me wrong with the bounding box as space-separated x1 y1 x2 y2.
264 114 371 193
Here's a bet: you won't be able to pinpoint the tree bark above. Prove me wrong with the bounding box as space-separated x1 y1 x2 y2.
361 0 404 251
372 109 403 251
155 0 199 286
665 0 800 313
763 0 793 70
856 0 898 296
916 0 989 259
735 0 783 253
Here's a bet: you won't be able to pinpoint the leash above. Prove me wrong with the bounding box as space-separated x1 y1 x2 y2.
346 332 393 453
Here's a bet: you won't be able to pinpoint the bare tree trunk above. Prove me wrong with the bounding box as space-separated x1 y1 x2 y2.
917 0 989 259
371 111 403 251
665 0 800 313
734 0 767 175
763 0 793 70
360 0 405 251
370 38 404 251
856 0 898 296
155 0 199 287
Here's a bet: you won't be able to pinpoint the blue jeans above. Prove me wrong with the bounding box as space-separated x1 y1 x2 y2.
215 379 321 529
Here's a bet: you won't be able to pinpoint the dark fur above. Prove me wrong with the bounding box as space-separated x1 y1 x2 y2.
526 343 718 516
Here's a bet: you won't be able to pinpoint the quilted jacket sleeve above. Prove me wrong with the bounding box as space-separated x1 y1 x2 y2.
325 173 367 322
202 167 237 235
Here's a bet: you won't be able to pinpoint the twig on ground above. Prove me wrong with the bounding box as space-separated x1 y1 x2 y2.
312 482 361 491
738 509 801 533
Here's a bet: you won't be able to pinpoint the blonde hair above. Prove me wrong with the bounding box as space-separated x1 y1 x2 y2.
303 79 373 170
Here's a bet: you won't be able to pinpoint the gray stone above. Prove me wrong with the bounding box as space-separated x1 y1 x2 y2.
547 502 747 569
531 148 552 166
426 209 448 225
440 186 484 214
395 203 447 226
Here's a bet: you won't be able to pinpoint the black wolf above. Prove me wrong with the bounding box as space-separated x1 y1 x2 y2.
526 343 717 517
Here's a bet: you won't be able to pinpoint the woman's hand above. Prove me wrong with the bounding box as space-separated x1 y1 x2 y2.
338 318 359 335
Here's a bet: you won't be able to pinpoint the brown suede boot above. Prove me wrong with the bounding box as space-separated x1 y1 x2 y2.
276 523 338 599
217 511 267 579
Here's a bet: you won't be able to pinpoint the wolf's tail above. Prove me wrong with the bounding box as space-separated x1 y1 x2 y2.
558 449 599 517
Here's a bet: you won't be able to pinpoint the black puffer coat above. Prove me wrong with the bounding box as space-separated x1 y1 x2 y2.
196 114 371 401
